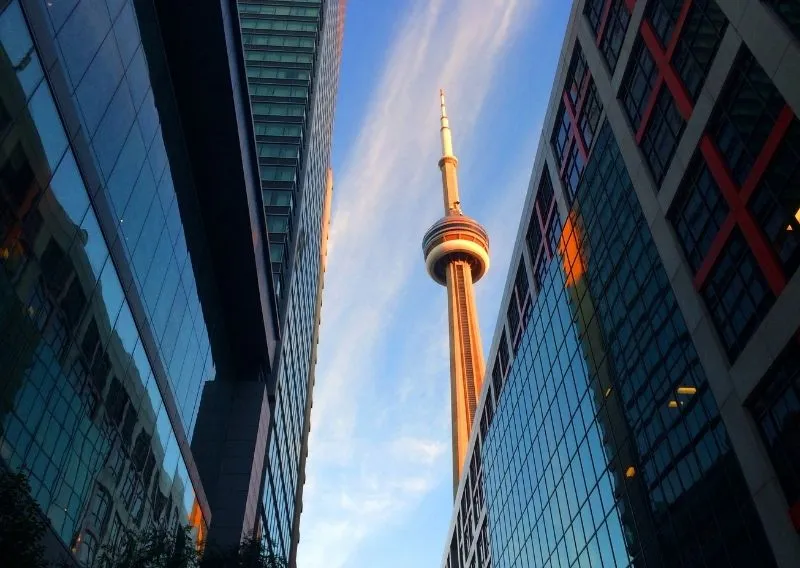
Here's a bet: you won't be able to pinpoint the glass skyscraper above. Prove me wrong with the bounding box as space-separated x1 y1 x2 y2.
237 0 344 561
0 0 284 564
442 1 800 567
0 0 217 561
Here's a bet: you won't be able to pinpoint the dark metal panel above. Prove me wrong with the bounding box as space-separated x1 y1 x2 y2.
140 0 280 381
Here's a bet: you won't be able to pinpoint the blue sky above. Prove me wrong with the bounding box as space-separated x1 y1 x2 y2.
298 1 571 566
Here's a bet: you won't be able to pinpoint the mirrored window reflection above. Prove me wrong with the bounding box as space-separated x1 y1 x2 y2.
0 2 44 99
114 3 139 67
0 2 206 559
49 152 90 228
478 123 775 568
28 83 68 173
749 342 800 530
106 124 146 220
42 0 214 427
75 31 124 137
57 0 112 86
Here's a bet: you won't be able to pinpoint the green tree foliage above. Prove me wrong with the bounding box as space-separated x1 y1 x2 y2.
201 536 288 568
91 526 199 568
0 477 288 568
0 469 48 568
90 528 287 568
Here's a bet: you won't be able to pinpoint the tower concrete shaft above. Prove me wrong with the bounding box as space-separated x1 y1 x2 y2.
444 259 486 490
422 91 490 493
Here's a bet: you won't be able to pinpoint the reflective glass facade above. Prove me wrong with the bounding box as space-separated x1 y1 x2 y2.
0 0 211 563
443 1 800 565
669 47 798 362
481 123 773 568
240 0 323 300
619 0 727 188
749 341 800 533
237 0 343 558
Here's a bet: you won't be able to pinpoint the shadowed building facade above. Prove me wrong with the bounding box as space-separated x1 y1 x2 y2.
441 1 800 567
0 0 282 564
423 92 491 493
235 0 345 561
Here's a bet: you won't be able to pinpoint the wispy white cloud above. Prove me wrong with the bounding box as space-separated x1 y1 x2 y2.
298 1 541 566
391 437 447 465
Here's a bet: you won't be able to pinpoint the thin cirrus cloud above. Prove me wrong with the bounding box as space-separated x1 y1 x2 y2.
297 0 539 566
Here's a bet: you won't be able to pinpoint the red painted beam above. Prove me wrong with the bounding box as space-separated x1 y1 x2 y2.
543 198 557 260
693 214 735 290
596 0 614 47
740 105 794 203
699 136 741 206
635 75 665 144
560 89 578 176
562 77 592 162
665 0 693 60
695 125 790 295
635 0 694 142
559 89 590 179
545 195 556 226
534 200 549 261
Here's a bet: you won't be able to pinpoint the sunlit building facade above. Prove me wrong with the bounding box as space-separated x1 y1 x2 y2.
236 0 344 561
442 1 800 566
0 0 280 564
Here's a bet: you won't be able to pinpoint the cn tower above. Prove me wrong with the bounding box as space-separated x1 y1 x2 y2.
422 91 490 493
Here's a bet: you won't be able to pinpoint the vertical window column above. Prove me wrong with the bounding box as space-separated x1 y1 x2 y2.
508 260 531 352
619 0 728 187
669 49 798 360
749 339 800 531
527 169 559 292
585 0 635 72
552 45 604 202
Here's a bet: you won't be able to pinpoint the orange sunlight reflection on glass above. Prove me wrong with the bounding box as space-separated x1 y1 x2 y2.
189 500 207 552
559 212 586 287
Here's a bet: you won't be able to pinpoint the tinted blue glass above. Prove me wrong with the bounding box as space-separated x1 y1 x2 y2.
136 89 159 145
477 122 775 568
114 300 138 354
78 209 111 278
49 152 90 226
0 4 206 561
92 83 135 179
148 135 168 186
126 46 150 111
148 237 176 331
58 0 112 85
28 82 68 171
50 0 217 424
133 198 163 274
0 2 44 98
107 124 146 218
75 30 124 136
113 2 139 66
120 165 156 252
45 0 80 32
243 0 342 555
106 0 126 19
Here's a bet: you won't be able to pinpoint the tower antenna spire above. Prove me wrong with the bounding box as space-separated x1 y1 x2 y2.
438 89 461 212
440 89 454 159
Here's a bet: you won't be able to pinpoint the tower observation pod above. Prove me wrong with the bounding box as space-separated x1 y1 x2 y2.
422 90 490 494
